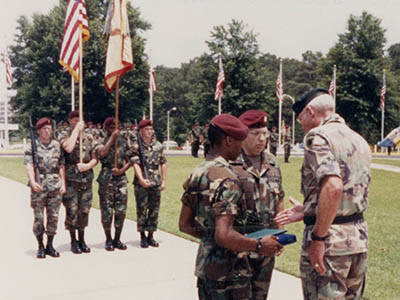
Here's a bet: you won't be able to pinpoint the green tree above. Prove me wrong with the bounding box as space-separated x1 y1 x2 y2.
10 0 150 132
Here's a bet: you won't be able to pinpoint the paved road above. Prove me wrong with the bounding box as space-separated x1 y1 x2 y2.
0 176 302 300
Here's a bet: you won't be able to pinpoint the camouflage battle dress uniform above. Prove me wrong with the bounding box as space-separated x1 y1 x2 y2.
130 135 167 233
300 114 371 300
202 127 211 158
181 156 253 300
283 128 291 162
269 131 278 156
58 128 98 231
97 134 131 234
24 139 65 238
230 150 284 300
191 125 202 158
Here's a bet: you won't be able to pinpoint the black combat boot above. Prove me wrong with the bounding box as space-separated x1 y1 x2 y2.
36 234 46 259
70 229 82 254
104 229 114 251
78 229 91 253
147 231 159 248
113 227 127 250
140 231 148 248
45 235 60 257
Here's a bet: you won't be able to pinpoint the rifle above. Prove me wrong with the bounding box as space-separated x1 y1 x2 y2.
29 117 41 186
135 120 149 179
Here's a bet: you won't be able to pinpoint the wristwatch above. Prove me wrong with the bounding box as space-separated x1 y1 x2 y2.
311 231 329 241
255 238 263 253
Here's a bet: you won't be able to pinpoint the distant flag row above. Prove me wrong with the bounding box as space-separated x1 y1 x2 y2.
214 55 225 101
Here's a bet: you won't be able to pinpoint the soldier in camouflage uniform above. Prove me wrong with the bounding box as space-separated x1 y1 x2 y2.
269 126 278 156
275 89 371 300
201 123 210 158
228 110 285 300
24 118 66 259
129 119 167 248
283 125 292 163
190 123 201 158
58 110 98 254
96 117 131 251
179 114 282 300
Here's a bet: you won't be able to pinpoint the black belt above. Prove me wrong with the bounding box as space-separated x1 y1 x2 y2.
303 213 364 226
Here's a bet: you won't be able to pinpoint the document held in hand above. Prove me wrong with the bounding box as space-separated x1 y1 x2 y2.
245 228 297 246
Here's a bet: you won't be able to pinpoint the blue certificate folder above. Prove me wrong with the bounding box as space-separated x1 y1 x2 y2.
245 228 297 246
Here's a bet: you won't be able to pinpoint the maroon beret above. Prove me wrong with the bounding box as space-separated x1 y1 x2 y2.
103 117 115 128
210 114 249 141
239 110 268 128
139 119 153 129
68 110 79 119
36 118 52 130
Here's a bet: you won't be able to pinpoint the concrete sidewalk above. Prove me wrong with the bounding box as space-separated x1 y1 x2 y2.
0 176 302 300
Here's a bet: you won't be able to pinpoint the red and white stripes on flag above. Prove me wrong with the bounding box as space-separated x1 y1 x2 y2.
59 0 90 83
380 71 386 110
214 56 225 101
148 67 157 94
329 69 336 98
276 64 283 102
3 48 12 89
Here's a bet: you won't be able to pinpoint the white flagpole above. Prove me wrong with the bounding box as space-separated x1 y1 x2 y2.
218 97 221 115
381 69 385 142
71 75 75 111
278 59 282 147
149 87 153 121
333 64 336 112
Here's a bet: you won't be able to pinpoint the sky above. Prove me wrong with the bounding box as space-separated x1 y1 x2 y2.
1 0 400 67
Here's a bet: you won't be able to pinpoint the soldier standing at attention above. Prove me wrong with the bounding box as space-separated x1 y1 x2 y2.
201 123 210 158
96 117 131 251
59 110 98 254
275 88 371 300
189 122 201 158
24 118 66 258
283 125 292 163
229 110 285 299
269 126 278 156
131 120 167 248
179 114 282 300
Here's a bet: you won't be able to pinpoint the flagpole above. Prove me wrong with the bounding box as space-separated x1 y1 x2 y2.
149 88 153 121
333 64 336 112
218 97 221 115
79 29 83 163
381 69 386 142
278 59 282 147
71 75 75 111
114 76 120 168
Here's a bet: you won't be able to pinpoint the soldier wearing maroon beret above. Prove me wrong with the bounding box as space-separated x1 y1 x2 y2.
24 117 66 258
179 113 282 299
229 110 286 299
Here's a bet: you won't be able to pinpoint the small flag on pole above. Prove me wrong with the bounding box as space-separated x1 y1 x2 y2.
149 67 157 94
329 68 336 98
3 48 13 89
214 56 225 101
276 63 283 102
59 0 90 82
380 71 386 111
104 0 134 92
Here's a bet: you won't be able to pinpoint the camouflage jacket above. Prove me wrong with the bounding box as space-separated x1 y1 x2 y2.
58 127 98 183
97 133 132 185
191 127 201 142
24 138 65 192
269 132 278 147
129 134 167 186
301 113 371 256
231 150 284 234
202 128 210 145
181 156 252 281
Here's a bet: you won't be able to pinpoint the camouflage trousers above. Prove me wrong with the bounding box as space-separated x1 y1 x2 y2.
98 176 128 231
284 144 291 161
192 141 200 157
63 181 93 230
31 188 62 236
300 253 367 300
197 277 253 300
134 184 161 232
248 255 275 300
270 145 277 156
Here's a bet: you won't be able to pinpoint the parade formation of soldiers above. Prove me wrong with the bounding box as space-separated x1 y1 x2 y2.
24 88 371 300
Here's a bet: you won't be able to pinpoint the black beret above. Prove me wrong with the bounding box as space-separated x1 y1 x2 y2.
292 88 329 117
36 118 52 130
138 119 153 129
68 110 79 119
239 110 268 128
210 114 249 141
103 117 115 128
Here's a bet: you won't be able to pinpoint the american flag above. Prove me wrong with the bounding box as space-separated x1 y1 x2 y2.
380 71 386 110
214 56 225 101
328 68 336 98
59 0 90 83
276 64 283 102
3 48 12 89
148 67 157 94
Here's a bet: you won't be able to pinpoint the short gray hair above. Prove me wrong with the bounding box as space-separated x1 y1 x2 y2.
307 94 335 114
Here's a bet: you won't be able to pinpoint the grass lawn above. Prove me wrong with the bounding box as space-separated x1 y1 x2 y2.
1 156 399 300
372 158 400 168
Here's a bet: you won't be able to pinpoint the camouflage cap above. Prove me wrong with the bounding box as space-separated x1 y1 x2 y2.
210 114 249 141
239 110 268 128
36 118 52 130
